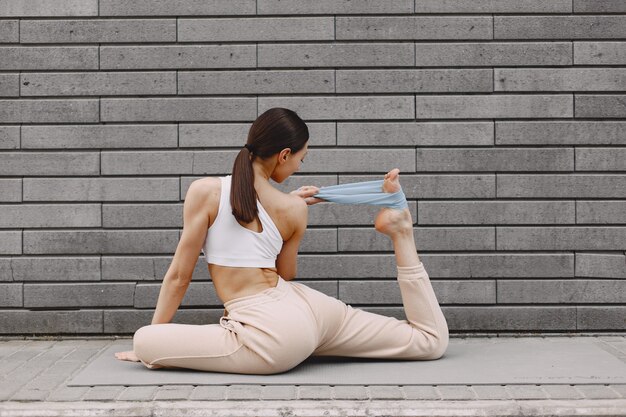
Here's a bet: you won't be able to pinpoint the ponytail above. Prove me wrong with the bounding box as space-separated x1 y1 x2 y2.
230 107 309 225
230 145 258 224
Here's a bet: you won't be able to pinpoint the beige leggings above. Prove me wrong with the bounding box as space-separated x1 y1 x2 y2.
133 262 449 375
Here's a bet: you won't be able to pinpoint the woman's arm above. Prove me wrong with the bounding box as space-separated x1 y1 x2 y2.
275 197 308 280
151 180 213 324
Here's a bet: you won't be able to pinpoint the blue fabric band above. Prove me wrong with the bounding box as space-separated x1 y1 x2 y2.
313 179 408 210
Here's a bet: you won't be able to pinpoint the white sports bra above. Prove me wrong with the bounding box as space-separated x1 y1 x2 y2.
201 175 283 268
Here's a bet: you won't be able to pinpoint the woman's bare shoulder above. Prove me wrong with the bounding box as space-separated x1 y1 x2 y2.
186 177 221 223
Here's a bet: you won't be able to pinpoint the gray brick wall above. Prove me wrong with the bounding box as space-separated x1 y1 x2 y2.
0 0 625 334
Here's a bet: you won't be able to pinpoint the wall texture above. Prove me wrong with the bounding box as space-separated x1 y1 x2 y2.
0 0 625 335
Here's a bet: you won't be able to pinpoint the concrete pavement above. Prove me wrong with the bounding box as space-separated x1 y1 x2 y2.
0 333 625 416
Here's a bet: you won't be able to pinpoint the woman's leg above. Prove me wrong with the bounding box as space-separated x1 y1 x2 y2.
311 169 449 360
133 277 319 374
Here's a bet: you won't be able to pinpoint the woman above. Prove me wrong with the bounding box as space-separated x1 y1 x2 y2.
115 107 449 374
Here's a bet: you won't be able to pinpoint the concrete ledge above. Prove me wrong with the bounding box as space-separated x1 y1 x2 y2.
1 399 626 417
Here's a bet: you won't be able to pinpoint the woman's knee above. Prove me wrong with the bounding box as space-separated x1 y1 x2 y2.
412 327 449 360
133 325 158 364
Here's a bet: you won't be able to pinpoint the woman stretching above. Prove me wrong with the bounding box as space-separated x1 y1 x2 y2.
115 107 449 374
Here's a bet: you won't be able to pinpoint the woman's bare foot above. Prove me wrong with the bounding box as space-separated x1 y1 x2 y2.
374 169 413 237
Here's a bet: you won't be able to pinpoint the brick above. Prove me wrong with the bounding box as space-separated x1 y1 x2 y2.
0 259 11 281
0 204 100 228
576 253 626 279
0 126 19 149
506 385 548 400
102 255 210 281
82 386 124 401
180 123 335 147
102 150 193 175
0 73 18 96
103 203 183 228
415 42 571 67
154 385 194 401
117 386 157 401
337 16 491 40
337 69 491 93
24 283 135 308
227 385 263 400
496 68 626 92
0 231 21 255
0 284 22 307
575 385 622 399
260 385 297 400
577 306 626 330
0 99 98 123
21 19 175 43
338 122 492 146
444 306 577 331
416 147 573 171
101 45 256 70
308 149 416 172
0 152 98 175
0 0 97 16
418 201 574 224
498 280 626 303
338 227 494 252
104 309 224 333
403 386 441 400
47 386 90 402
22 124 177 149
575 42 626 65
368 386 404 400
258 43 414 67
577 95 626 118
298 254 397 279
415 0 571 13
23 230 180 254
495 16 626 39
21 72 176 96
0 20 19 43
497 174 626 198
100 0 255 16
543 384 583 400
103 150 240 175
308 201 416 226
437 385 477 400
261 96 414 121
497 226 626 250
577 148 626 171
180 17 332 42
574 0 626 12
471 385 510 400
134 282 220 308
23 178 180 202
299 229 337 253
332 386 368 400
178 70 334 95
496 121 626 145
341 280 495 304
415 95 572 119
0 46 97 70
101 98 256 122
0 310 102 333
257 0 413 14
189 385 227 401
298 385 332 400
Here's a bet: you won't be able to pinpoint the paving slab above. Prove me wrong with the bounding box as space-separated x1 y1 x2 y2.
0 335 624 416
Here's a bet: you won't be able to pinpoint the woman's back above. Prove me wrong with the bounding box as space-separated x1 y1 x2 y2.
196 175 305 305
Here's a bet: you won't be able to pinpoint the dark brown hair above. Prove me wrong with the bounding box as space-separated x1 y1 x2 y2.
230 107 309 224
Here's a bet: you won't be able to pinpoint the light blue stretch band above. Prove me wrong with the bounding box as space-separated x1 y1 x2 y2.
313 179 408 210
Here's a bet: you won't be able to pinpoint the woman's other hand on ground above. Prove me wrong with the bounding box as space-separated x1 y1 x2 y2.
290 185 324 205
115 350 140 362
